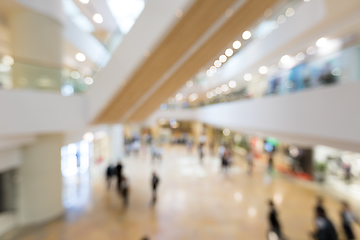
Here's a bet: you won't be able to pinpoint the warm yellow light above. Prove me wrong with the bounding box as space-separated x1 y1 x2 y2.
225 48 233 57
219 55 227 63
214 60 222 68
233 40 241 49
242 31 251 40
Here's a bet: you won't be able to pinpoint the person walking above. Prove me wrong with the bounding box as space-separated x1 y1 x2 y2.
106 164 114 189
246 150 253 174
341 201 357 240
116 162 123 189
120 176 129 207
310 208 338 240
151 172 160 204
268 200 282 239
199 143 204 163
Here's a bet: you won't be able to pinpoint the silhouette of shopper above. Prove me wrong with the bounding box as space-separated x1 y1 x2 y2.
151 172 160 204
268 200 282 239
341 201 356 240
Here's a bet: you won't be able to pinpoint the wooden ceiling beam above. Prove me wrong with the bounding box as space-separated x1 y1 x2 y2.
128 0 279 122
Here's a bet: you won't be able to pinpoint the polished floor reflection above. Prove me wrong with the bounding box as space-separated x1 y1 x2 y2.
2 146 360 240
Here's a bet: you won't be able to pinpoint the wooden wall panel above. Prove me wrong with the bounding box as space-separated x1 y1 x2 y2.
95 0 237 123
128 0 280 122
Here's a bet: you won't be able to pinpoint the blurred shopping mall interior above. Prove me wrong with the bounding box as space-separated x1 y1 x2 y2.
0 0 360 239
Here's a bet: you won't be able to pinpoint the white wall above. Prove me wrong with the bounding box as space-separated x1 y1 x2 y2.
148 82 360 152
0 90 86 136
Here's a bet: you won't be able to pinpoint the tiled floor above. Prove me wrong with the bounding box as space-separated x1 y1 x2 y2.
2 146 360 240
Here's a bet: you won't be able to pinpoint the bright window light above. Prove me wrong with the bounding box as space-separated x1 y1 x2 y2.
107 0 145 34
63 0 94 33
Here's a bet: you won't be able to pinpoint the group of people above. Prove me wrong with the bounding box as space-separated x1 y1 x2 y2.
268 196 358 240
106 162 160 206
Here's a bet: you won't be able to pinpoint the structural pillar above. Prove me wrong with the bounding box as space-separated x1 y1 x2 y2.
109 124 124 163
17 134 64 225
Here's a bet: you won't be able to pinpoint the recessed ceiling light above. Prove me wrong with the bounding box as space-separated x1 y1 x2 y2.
316 37 327 47
233 40 241 49
225 48 234 57
242 31 251 40
229 81 236 88
244 73 252 81
285 8 295 17
75 53 86 62
259 66 268 74
79 0 89 3
175 9 183 18
93 13 103 24
214 60 222 68
219 55 227 63
186 81 193 87
84 77 93 85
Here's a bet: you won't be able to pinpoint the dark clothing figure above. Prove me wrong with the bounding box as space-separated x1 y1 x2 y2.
268 154 274 173
268 201 282 238
341 202 356 240
199 144 204 162
117 176 129 207
312 208 338 240
116 162 123 189
106 165 114 189
151 173 160 204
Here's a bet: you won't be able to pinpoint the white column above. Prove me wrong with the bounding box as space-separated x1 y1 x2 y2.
17 134 63 225
110 124 124 163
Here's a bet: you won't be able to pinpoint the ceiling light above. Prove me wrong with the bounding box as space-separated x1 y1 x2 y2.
215 87 222 94
229 80 236 88
214 60 222 68
75 53 86 62
84 77 93 85
277 15 286 24
2 55 14 65
285 8 295 17
225 8 233 18
264 8 273 18
233 40 241 49
259 66 268 74
219 55 227 63
206 70 213 77
175 9 183 18
221 84 229 92
71 71 80 79
211 90 217 96
244 73 252 81
188 93 198 102
83 132 94 142
316 37 328 47
306 46 316 55
186 80 193 87
331 68 342 76
304 0 310 2
281 55 291 64
223 129 230 136
242 30 251 40
206 92 213 98
225 48 234 57
79 0 89 3
271 21 279 30
296 52 305 61
93 13 103 24
210 66 217 73
176 93 183 101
